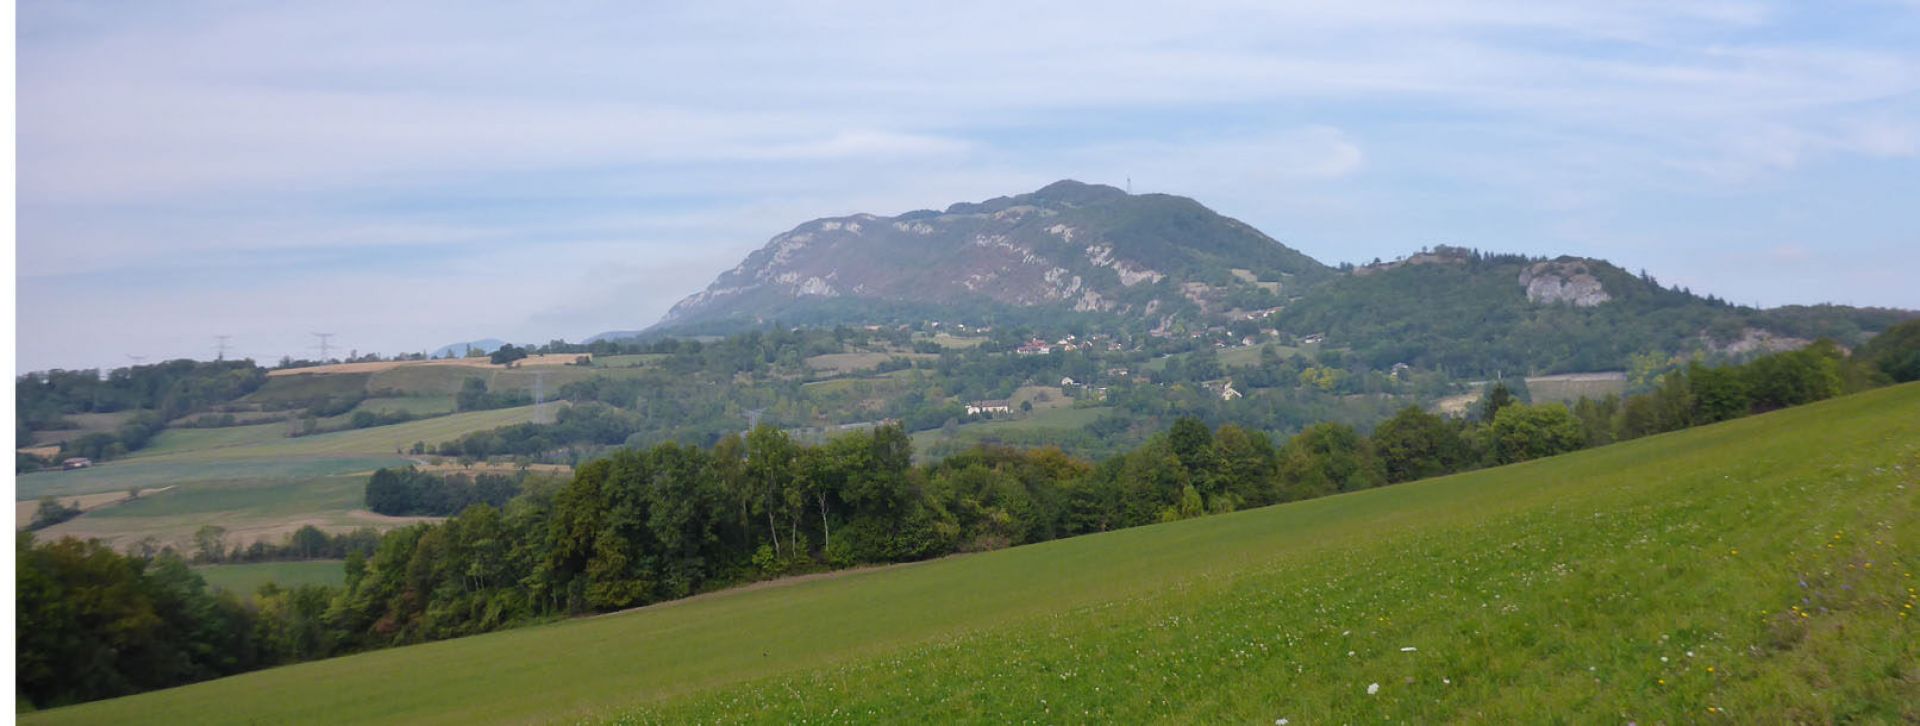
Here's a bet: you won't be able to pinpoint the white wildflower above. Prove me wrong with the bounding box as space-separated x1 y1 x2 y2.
1367 683 1380 695
1400 646 1417 652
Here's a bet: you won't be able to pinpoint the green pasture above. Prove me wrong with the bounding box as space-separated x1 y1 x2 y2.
910 405 1112 453
26 384 1920 724
125 405 543 464
15 458 406 501
243 373 373 405
35 476 386 552
194 561 348 596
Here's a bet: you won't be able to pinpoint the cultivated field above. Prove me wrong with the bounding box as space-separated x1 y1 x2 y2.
26 411 138 447
804 350 934 375
124 405 547 464
13 487 170 529
15 406 544 549
1526 371 1629 404
36 476 433 552
925 333 988 349
25 383 1919 724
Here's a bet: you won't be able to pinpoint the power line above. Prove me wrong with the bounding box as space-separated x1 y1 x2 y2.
214 335 232 361
312 332 335 361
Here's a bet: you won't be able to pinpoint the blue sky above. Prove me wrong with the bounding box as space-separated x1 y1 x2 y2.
17 1 1920 371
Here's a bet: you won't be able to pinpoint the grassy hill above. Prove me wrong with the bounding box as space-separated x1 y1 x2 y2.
25 383 1918 724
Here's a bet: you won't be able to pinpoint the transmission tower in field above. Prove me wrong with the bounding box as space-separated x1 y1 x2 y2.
214 335 232 361
532 370 553 424
312 333 335 362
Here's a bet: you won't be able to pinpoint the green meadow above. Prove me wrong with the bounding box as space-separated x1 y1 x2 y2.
193 561 347 596
24 383 1919 724
15 405 546 550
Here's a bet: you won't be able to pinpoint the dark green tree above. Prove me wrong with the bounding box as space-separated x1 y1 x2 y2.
1372 406 1469 483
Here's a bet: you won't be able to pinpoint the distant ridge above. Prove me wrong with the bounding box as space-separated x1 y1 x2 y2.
430 338 506 358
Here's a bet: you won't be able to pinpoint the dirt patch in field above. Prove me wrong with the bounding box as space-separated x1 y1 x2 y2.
268 355 591 377
15 486 176 529
1434 392 1479 417
17 445 62 460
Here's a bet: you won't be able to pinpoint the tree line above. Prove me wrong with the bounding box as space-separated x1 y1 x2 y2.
16 325 1918 710
364 467 523 516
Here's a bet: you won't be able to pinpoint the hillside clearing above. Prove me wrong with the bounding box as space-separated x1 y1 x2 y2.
25 384 1919 724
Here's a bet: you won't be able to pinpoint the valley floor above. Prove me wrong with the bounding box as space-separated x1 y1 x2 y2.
24 383 1920 724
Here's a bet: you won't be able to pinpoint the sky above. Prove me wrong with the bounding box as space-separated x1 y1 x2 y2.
17 1 1920 372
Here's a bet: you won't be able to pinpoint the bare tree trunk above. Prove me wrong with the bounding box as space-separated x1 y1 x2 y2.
766 506 781 556
818 493 831 552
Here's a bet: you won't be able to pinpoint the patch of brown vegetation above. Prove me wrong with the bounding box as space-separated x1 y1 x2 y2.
267 354 590 377
14 486 176 529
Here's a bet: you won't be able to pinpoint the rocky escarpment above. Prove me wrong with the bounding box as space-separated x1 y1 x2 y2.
1519 259 1611 307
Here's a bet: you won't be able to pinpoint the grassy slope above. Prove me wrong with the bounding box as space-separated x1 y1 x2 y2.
14 458 407 500
36 477 410 552
16 407 540 502
26 384 1920 725
194 561 347 595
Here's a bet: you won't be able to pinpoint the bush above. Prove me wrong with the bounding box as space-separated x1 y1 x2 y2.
1859 319 1920 383
1490 404 1585 464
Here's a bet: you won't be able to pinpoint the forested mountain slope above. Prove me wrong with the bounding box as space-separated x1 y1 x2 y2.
633 182 1912 377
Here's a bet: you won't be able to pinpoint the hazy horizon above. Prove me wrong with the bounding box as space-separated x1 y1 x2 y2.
19 1 1920 372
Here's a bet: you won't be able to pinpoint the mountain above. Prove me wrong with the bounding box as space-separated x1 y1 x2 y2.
652 180 1330 332
621 180 1911 375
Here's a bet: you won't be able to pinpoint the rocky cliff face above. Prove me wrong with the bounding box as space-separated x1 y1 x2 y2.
1519 259 1612 307
656 180 1329 329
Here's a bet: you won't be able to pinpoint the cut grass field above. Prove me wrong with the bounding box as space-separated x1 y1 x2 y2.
124 405 544 464
15 406 539 549
194 561 347 595
909 405 1113 454
1527 371 1629 404
36 476 431 552
26 383 1920 724
804 350 933 375
14 457 409 500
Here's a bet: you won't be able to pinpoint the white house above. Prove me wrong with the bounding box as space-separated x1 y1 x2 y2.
1219 379 1243 401
966 400 1013 415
